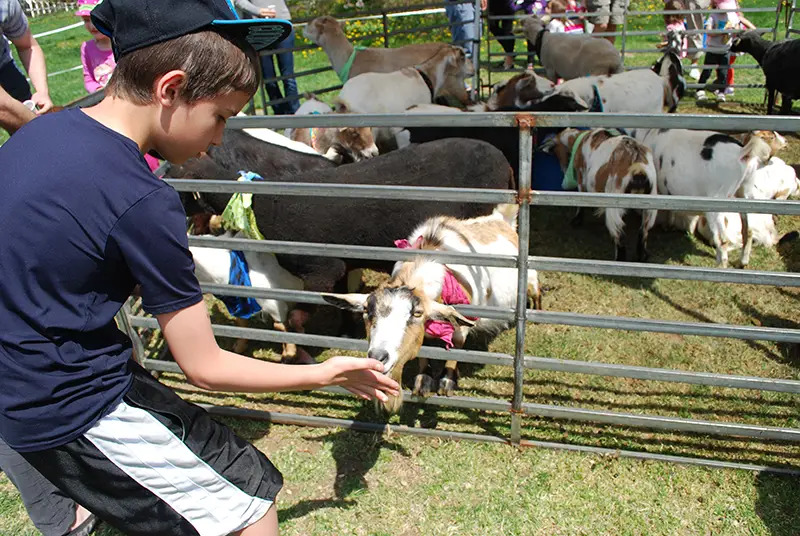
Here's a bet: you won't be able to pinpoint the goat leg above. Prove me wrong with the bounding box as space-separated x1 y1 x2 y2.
740 212 753 268
636 227 650 262
232 317 249 355
272 321 298 362
780 95 793 115
283 308 316 364
413 357 436 397
614 242 627 262
767 88 776 115
438 360 459 397
570 207 584 227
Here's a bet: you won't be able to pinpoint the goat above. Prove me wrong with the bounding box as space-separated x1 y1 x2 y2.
663 153 798 253
323 205 541 414
303 16 465 101
285 96 379 164
730 31 800 115
190 233 309 363
628 128 775 267
549 51 686 114
543 128 658 261
169 128 336 181
522 15 623 82
334 45 474 113
174 138 517 344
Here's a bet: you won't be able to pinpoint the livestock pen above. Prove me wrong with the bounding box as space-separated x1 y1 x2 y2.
116 110 800 469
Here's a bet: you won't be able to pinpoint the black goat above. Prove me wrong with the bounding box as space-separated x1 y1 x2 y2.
730 31 800 115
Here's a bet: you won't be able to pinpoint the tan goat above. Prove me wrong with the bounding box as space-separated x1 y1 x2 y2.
323 205 541 414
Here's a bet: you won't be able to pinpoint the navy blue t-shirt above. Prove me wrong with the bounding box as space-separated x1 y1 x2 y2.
0 109 203 452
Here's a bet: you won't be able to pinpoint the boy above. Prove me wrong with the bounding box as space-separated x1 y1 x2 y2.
0 1 400 535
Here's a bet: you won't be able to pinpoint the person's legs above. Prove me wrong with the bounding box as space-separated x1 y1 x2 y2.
260 53 285 115
711 51 730 93
0 61 32 102
588 0 614 42
488 1 515 67
275 32 299 115
236 504 278 536
21 364 283 536
0 436 81 536
446 2 477 59
686 1 705 79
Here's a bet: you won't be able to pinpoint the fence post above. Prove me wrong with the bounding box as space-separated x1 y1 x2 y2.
620 7 629 68
787 0 797 38
511 120 533 444
472 0 482 97
382 11 390 48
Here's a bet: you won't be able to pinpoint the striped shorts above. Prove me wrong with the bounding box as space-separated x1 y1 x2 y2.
21 363 283 536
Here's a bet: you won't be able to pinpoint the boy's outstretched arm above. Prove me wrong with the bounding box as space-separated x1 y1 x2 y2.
156 301 400 401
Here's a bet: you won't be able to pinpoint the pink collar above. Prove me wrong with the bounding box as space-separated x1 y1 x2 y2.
395 237 477 348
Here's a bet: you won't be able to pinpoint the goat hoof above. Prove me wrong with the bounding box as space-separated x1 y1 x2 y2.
413 374 436 397
232 338 249 355
438 377 456 397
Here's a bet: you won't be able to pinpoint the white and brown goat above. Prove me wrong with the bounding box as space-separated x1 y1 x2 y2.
544 128 659 261
629 128 778 267
549 51 686 114
323 206 541 414
190 232 310 363
334 45 474 113
286 95 378 163
303 15 451 81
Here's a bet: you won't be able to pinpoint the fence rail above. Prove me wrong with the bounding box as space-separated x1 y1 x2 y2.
118 103 800 473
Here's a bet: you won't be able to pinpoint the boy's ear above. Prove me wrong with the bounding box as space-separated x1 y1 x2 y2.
154 70 188 107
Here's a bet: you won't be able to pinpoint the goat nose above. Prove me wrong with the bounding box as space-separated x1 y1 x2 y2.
367 348 390 364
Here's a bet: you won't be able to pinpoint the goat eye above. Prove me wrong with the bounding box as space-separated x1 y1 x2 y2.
412 310 423 318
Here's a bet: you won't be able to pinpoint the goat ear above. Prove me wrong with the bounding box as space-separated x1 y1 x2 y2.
322 293 369 313
429 302 476 328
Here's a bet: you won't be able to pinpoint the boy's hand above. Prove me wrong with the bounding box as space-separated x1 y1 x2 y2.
259 7 277 18
319 356 401 402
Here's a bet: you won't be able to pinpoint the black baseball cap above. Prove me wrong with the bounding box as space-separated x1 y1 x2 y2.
91 0 292 60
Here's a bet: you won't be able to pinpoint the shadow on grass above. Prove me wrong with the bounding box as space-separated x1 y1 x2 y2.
732 295 800 368
524 420 800 467
755 472 800 536
278 405 409 524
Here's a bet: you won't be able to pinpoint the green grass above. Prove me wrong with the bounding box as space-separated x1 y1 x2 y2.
2 1 800 535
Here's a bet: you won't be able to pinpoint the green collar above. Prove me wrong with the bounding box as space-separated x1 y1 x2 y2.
560 129 624 190
561 131 591 191
336 46 366 83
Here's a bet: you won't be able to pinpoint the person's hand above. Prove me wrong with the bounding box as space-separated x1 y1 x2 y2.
30 92 52 114
259 7 277 18
318 356 401 402
481 0 488 10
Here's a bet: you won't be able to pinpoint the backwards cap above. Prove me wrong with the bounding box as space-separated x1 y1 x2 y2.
91 0 292 60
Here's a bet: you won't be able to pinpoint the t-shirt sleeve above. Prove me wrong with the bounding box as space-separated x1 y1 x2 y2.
108 186 203 315
2 0 28 40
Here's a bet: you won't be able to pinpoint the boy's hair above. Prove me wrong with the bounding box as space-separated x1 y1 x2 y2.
663 0 686 25
106 30 260 104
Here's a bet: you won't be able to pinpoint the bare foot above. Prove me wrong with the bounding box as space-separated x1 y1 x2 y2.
69 504 93 532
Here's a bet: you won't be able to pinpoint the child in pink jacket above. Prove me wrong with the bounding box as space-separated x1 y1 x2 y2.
76 0 114 93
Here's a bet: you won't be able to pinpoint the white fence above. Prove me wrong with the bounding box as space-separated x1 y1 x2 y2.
22 0 76 17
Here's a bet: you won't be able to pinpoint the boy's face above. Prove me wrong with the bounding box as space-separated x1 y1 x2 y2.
156 90 251 164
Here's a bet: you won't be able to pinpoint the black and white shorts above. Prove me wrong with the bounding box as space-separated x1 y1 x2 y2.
22 363 283 536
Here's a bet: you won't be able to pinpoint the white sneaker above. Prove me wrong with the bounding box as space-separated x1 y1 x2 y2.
714 90 726 102
724 87 735 96
696 90 707 100
689 67 701 81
